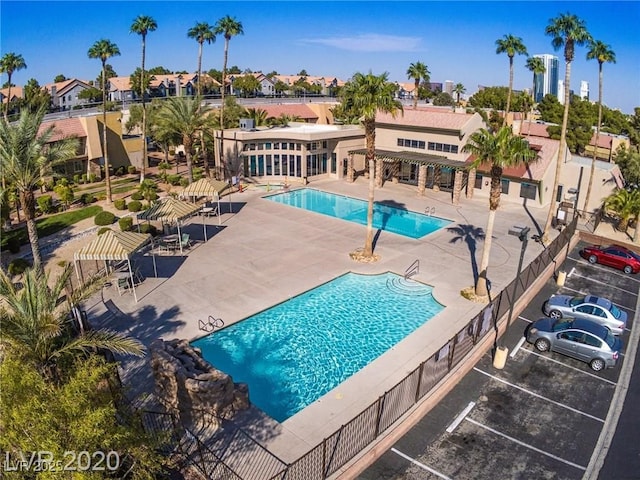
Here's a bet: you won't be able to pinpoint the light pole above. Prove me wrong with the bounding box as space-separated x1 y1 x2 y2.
507 225 530 329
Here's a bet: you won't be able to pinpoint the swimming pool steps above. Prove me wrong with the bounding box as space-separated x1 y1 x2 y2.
385 277 433 297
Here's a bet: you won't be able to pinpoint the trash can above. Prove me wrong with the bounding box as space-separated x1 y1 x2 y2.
493 345 509 369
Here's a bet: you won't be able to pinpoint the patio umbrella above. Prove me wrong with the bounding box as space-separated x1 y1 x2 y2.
181 178 231 237
73 230 155 303
137 197 201 253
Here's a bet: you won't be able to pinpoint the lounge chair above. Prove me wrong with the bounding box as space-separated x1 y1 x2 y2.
180 233 191 249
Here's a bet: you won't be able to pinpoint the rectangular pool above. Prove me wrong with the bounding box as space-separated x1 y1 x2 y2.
191 272 444 422
264 188 450 239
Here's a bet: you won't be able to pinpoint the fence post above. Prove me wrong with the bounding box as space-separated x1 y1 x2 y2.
414 362 425 402
374 395 386 438
447 336 457 371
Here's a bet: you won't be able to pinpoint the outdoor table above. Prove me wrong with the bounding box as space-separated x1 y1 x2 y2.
162 234 179 253
201 207 215 217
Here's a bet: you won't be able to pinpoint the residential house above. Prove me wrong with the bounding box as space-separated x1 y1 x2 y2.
395 82 417 100
108 76 136 105
583 131 630 162
44 78 93 111
0 86 23 108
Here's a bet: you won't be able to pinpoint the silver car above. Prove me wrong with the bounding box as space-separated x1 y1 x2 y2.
542 294 627 335
526 318 623 371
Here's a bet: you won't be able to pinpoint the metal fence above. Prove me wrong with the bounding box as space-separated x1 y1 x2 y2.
143 217 577 479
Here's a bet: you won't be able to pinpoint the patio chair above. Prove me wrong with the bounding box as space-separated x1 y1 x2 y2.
180 233 191 250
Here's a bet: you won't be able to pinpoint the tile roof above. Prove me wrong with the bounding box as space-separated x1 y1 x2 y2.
0 86 23 103
109 76 131 91
39 117 86 142
376 108 477 130
519 121 553 138
246 103 319 121
589 132 616 149
44 78 92 95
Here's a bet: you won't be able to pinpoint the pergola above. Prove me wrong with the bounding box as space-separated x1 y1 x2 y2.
137 197 201 254
73 230 156 303
180 178 233 237
347 149 474 204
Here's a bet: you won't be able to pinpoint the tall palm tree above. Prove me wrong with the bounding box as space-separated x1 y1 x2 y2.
542 13 591 242
453 83 466 106
88 39 120 204
604 188 640 234
495 34 528 125
340 72 403 259
583 40 616 214
406 61 430 109
0 265 144 380
214 15 243 178
0 52 27 120
131 15 158 184
187 22 215 98
463 127 537 296
155 96 213 184
0 108 78 271
524 56 546 136
245 107 269 126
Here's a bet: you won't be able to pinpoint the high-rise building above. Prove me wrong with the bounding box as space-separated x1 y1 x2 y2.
580 80 589 101
444 80 454 96
533 54 559 102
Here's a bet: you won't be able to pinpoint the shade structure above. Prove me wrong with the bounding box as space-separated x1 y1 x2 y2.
73 230 154 303
138 197 201 253
180 178 230 199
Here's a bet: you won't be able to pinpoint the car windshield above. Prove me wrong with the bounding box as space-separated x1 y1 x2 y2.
629 250 640 262
552 320 573 332
609 304 623 319
604 330 617 349
569 296 585 307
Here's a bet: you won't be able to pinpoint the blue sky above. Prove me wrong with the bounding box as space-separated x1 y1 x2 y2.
2 1 639 113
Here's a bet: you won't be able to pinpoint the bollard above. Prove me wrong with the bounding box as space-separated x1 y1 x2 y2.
493 345 509 369
556 270 567 287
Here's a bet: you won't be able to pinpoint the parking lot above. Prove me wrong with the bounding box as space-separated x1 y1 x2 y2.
358 239 639 480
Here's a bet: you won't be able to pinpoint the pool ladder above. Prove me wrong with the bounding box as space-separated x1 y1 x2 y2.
404 259 420 280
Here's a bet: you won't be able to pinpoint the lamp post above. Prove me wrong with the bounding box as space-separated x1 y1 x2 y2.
507 225 530 329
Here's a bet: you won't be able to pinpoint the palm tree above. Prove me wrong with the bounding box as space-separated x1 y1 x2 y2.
187 22 215 98
340 72 403 259
453 83 466 107
131 15 158 184
245 107 269 126
0 52 27 120
495 34 528 125
583 40 616 214
88 39 120 204
0 265 144 380
542 13 592 242
406 61 430 109
524 56 546 136
604 188 640 235
0 107 78 271
155 96 213 184
214 15 243 178
463 127 537 297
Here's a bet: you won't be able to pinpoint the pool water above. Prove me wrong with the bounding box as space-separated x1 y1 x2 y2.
264 188 450 239
191 272 444 422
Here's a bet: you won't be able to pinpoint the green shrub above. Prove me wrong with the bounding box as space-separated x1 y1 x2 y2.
114 198 127 210
37 195 54 214
73 174 81 185
128 166 137 175
139 223 157 236
128 200 142 212
80 193 95 205
94 211 116 226
97 227 111 235
166 174 182 186
114 166 125 176
193 167 203 181
6 237 21 254
179 177 189 187
118 216 133 231
8 258 31 276
81 174 88 184
89 173 97 183
130 192 143 201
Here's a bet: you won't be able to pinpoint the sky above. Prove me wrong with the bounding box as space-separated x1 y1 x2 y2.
1 0 639 114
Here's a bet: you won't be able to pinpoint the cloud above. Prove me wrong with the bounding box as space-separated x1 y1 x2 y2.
300 33 421 52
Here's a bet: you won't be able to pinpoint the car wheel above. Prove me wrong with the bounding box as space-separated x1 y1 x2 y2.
590 358 606 372
588 255 598 264
624 265 633 274
534 338 551 352
549 310 563 319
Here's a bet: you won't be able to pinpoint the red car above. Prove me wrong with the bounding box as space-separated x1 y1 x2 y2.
580 244 640 274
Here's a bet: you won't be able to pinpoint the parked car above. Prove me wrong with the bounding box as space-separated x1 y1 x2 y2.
526 318 623 371
542 294 627 335
579 244 640 274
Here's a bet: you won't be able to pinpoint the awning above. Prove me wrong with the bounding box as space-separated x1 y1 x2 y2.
349 149 468 170
74 230 152 261
137 197 201 224
180 178 230 199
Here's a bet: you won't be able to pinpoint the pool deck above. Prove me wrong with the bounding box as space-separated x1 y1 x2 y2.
86 177 558 464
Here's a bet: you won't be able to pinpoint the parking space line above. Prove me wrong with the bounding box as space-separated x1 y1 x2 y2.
465 417 587 471
563 272 639 297
567 267 576 278
517 315 533 324
509 336 526 358
446 402 476 433
521 349 618 386
390 448 453 480
473 367 606 422
523 348 622 385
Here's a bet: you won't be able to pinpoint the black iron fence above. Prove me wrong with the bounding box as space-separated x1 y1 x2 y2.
142 217 577 479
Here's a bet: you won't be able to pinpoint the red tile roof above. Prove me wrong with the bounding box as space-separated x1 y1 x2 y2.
519 121 553 138
246 103 318 121
39 117 86 142
376 108 477 130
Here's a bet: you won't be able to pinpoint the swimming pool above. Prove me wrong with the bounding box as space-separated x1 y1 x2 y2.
264 188 450 239
191 272 444 422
